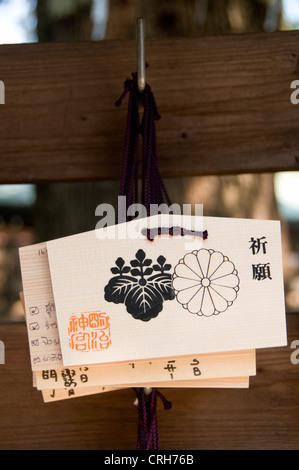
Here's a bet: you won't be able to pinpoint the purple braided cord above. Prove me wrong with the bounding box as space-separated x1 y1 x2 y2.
116 72 172 219
116 74 140 215
134 388 172 450
116 72 173 451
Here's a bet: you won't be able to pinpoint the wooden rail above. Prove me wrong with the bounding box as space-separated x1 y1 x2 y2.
0 318 298 450
0 30 299 451
0 31 299 184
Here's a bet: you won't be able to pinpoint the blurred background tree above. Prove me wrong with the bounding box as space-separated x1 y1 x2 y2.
36 0 94 41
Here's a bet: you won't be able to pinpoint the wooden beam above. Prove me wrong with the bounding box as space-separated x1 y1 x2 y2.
0 31 299 184
0 317 298 450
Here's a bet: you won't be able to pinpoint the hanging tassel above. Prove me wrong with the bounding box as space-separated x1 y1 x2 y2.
116 71 173 451
140 79 172 214
115 71 172 216
134 388 172 451
115 73 140 214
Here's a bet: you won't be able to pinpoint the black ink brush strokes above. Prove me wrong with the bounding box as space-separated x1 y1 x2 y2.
104 249 175 322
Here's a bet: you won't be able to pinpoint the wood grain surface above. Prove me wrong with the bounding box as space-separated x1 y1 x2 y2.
0 316 298 450
1 29 299 451
0 31 299 184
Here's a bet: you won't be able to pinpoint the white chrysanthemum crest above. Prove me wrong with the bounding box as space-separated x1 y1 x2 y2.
172 248 240 317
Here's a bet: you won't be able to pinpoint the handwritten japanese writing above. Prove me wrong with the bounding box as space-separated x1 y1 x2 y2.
31 336 60 347
164 360 176 379
45 301 56 317
33 353 62 365
190 359 201 376
42 367 89 389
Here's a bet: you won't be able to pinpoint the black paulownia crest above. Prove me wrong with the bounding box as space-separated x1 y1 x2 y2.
104 249 175 321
